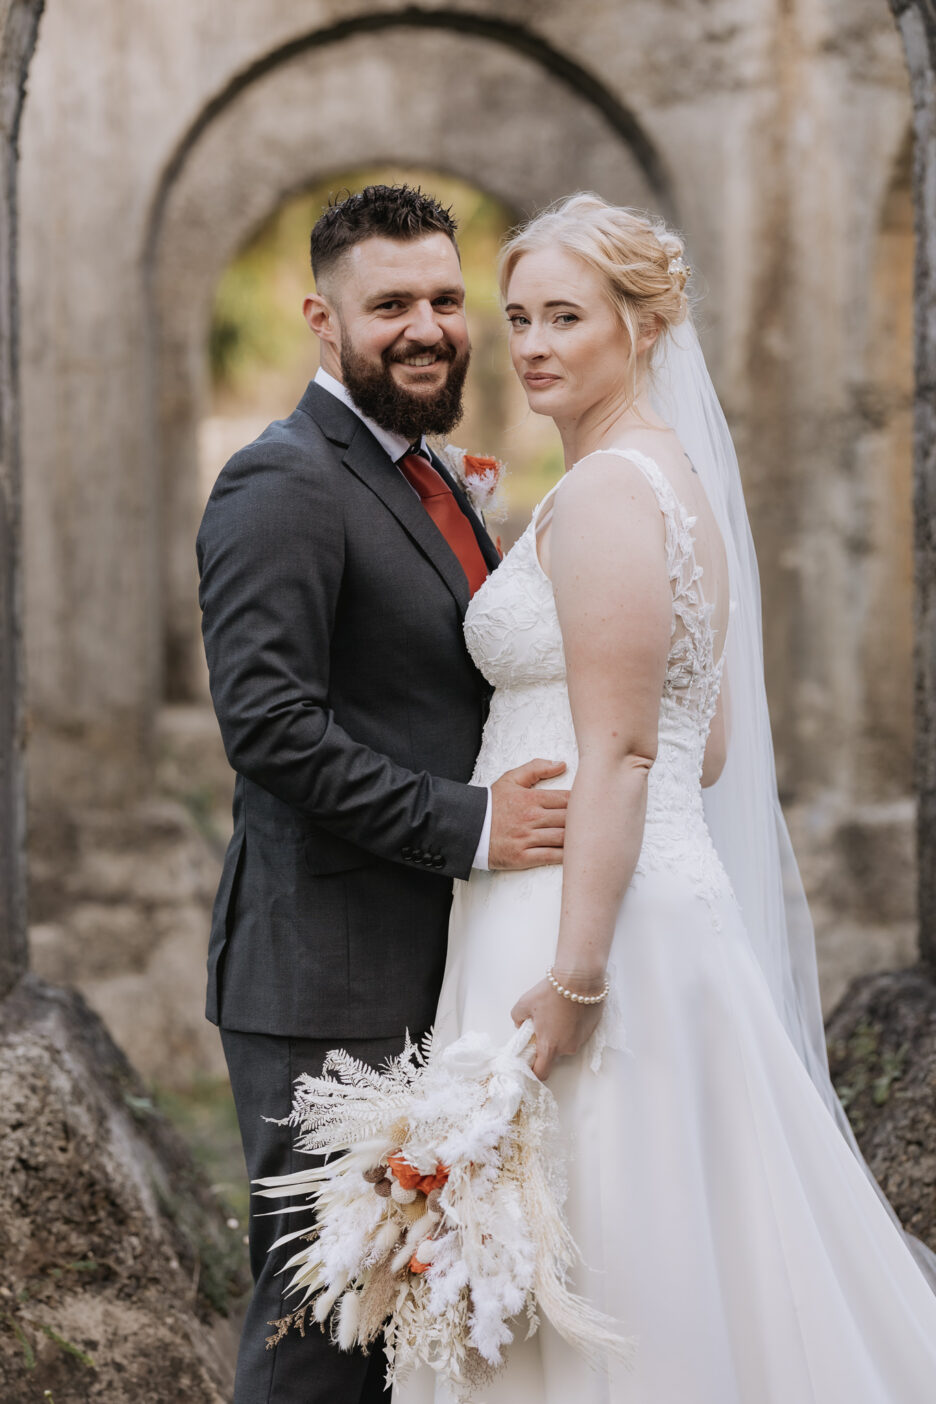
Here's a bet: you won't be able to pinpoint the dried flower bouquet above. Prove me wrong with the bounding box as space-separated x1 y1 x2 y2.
254 1020 634 1399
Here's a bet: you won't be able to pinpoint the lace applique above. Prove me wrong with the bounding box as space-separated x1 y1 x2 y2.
464 447 735 979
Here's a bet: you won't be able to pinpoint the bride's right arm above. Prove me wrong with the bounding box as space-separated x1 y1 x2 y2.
510 455 673 1078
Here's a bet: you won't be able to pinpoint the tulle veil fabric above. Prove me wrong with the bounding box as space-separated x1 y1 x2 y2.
651 314 936 1289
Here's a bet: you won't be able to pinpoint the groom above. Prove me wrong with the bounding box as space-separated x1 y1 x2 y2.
197 185 568 1404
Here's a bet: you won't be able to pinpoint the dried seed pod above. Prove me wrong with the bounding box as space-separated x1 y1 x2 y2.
373 1178 392 1198
362 1165 386 1184
426 1187 445 1213
390 1181 418 1205
401 1195 427 1222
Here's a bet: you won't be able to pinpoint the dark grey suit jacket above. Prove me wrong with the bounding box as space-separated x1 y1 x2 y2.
196 381 500 1040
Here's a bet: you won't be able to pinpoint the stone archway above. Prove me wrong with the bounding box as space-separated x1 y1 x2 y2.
145 17 670 699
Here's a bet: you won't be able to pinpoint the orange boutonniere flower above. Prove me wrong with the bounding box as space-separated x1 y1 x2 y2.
442 444 508 525
461 453 500 482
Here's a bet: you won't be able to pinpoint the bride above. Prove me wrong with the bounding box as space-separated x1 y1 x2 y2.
394 194 936 1402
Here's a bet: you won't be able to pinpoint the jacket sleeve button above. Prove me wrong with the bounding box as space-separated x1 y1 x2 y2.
401 846 412 859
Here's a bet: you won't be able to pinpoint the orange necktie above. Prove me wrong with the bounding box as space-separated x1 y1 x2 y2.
397 452 489 598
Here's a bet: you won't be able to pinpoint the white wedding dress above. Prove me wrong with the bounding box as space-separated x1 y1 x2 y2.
394 448 936 1403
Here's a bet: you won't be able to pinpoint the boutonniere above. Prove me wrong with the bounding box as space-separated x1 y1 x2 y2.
441 444 508 525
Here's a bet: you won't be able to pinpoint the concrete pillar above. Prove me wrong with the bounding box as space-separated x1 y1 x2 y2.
888 0 936 965
0 0 43 997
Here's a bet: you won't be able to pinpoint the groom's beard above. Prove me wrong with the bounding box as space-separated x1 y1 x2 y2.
339 336 470 440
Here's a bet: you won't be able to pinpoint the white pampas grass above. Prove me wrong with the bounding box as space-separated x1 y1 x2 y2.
336 1286 361 1350
254 1020 634 1399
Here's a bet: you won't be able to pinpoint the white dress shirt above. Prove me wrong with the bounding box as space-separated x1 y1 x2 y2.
313 367 493 870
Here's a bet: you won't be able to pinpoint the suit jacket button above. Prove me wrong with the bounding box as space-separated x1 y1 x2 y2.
401 846 413 859
432 856 444 869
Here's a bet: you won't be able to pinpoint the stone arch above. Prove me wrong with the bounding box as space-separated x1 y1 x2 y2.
144 15 673 698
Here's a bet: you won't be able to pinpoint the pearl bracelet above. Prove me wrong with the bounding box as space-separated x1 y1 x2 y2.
546 967 610 1005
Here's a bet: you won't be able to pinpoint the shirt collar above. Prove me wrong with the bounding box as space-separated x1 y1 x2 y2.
313 366 429 464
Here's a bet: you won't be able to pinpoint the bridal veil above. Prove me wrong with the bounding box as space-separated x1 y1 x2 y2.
652 314 936 1288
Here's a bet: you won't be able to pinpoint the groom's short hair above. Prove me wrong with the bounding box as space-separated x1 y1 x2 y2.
310 184 459 285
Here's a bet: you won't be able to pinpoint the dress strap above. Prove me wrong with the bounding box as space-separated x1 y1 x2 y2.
531 476 568 536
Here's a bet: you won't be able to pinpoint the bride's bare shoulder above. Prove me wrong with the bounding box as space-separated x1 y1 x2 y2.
555 448 665 525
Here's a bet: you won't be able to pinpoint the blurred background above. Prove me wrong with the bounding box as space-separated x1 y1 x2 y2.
15 0 918 1277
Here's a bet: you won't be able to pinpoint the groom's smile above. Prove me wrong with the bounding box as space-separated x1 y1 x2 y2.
387 338 456 382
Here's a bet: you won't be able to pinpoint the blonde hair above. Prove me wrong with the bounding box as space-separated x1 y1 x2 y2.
498 193 690 405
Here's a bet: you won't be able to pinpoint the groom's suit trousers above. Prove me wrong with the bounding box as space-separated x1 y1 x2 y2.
221 1026 424 1404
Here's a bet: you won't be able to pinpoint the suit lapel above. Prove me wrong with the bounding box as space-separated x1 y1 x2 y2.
341 424 473 612
299 381 499 612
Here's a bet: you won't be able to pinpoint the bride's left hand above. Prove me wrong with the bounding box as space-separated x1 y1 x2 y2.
511 978 605 1081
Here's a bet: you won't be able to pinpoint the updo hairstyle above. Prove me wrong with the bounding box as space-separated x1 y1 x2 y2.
498 193 690 402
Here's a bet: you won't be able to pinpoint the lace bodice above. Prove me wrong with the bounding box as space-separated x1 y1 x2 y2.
465 447 733 906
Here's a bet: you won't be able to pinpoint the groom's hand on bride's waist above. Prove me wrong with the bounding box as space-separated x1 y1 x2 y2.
487 759 568 870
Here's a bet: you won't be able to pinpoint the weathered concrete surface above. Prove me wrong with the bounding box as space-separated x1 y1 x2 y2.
28 740 232 1089
789 797 920 1010
888 0 936 962
0 0 43 996
0 975 245 1402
